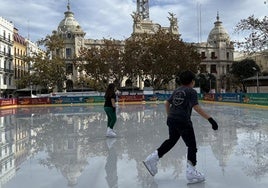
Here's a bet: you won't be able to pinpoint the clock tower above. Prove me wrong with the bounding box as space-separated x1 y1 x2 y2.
132 0 178 35
57 0 86 91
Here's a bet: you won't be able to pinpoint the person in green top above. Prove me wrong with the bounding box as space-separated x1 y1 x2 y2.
104 83 117 137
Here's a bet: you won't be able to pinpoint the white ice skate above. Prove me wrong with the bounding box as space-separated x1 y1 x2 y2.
106 127 117 137
143 150 159 176
186 162 205 184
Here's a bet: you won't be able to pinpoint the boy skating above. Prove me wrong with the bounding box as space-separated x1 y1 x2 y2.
143 70 218 184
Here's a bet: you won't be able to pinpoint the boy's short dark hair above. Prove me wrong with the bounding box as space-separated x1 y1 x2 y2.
179 70 196 85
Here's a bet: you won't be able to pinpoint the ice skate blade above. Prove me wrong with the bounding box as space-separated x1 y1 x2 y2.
143 161 155 176
187 178 205 185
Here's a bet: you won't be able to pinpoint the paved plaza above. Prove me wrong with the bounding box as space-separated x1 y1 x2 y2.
1 102 268 188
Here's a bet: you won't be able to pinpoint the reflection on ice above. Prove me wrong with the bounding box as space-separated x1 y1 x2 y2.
0 103 268 188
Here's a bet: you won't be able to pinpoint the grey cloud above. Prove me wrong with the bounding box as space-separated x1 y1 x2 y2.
0 0 267 43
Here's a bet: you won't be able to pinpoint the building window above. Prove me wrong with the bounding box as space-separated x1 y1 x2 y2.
66 64 73 74
15 67 17 79
201 52 206 59
4 60 7 70
226 52 229 60
211 52 217 59
210 64 217 73
66 48 72 58
4 76 7 85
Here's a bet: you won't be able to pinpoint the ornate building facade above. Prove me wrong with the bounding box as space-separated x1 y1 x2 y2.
56 1 235 92
194 13 235 92
57 0 179 91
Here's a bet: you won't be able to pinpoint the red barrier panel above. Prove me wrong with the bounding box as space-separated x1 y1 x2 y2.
0 98 17 106
118 95 144 102
17 97 51 105
203 93 216 101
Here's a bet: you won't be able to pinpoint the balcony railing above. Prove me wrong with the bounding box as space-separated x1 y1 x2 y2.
0 35 13 45
0 51 13 59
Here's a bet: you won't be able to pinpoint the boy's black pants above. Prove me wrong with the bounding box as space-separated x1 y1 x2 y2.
157 118 197 166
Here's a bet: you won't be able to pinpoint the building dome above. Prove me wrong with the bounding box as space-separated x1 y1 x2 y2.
57 4 84 34
207 13 230 45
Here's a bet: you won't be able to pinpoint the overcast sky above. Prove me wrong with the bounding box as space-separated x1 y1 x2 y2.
0 0 267 44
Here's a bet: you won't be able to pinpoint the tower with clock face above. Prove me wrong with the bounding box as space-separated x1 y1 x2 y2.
132 0 179 35
57 1 86 91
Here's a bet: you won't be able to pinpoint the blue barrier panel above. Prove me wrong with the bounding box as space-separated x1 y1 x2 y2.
216 93 242 103
50 96 105 104
156 94 171 101
144 94 159 101
50 96 84 104
84 96 104 103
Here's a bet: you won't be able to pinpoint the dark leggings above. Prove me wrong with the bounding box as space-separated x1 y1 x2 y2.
104 107 117 129
157 118 197 166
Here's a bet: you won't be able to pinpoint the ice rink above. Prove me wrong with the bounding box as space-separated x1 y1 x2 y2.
1 102 268 188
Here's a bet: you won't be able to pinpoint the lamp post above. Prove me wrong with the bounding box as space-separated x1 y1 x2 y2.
252 67 259 93
81 81 84 92
29 81 33 97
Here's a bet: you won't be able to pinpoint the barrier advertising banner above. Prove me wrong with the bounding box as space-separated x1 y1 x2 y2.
241 93 268 106
216 93 242 103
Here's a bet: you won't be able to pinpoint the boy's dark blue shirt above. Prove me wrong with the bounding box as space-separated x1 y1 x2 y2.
167 86 198 121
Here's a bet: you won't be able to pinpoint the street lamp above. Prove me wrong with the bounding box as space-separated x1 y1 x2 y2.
82 81 84 93
252 67 259 93
30 82 33 97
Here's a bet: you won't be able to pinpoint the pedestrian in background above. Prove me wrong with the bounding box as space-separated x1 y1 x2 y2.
104 83 117 137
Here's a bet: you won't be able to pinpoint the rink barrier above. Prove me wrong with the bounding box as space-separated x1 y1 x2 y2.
0 93 267 108
204 93 268 106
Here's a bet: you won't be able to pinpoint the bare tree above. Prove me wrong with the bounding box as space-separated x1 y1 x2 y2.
234 15 268 54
